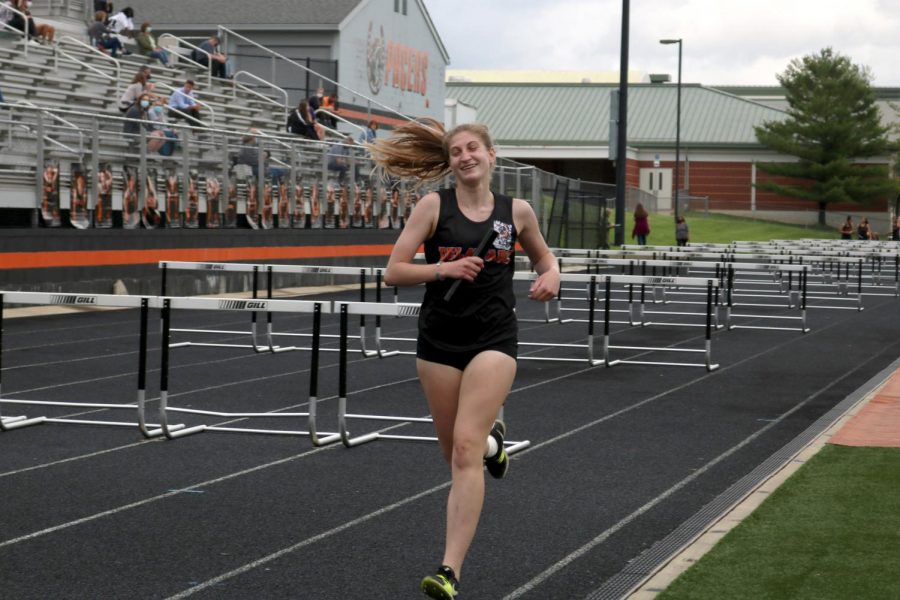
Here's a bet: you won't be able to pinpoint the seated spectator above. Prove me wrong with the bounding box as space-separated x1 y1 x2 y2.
88 10 125 57
122 93 150 136
123 93 167 152
148 98 178 154
286 100 318 140
117 68 155 112
14 0 54 44
235 129 287 179
168 80 203 127
93 0 112 12
358 119 378 144
308 86 324 120
319 93 338 128
148 98 171 131
134 21 169 66
107 6 134 42
235 130 261 178
194 35 228 79
6 0 37 41
0 84 5 104
326 136 355 181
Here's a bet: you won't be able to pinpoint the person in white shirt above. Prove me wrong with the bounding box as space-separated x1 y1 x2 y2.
107 6 134 44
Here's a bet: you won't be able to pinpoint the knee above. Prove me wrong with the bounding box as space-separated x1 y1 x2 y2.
450 435 485 471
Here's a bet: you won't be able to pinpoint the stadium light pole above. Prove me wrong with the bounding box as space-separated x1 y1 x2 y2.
660 38 682 221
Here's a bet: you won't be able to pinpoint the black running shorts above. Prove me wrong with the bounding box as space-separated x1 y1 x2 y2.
416 335 517 371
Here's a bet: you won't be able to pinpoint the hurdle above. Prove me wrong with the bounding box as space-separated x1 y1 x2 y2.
544 256 725 328
572 246 872 309
0 291 181 438
721 264 811 332
159 261 394 356
152 295 339 445
513 273 720 370
333 300 531 453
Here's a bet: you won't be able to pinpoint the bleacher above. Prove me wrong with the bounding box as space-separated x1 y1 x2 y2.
0 13 377 225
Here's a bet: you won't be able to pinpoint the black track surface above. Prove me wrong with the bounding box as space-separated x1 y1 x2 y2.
1 281 897 599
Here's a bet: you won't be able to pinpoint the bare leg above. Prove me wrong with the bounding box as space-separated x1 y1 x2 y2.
417 350 516 581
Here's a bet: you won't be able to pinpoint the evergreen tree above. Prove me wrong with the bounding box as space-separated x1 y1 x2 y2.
754 48 897 225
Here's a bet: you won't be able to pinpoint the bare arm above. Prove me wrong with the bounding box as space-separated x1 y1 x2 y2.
513 198 559 301
383 192 485 287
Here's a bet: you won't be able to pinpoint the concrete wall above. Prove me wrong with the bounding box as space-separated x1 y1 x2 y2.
1 228 399 295
337 0 446 123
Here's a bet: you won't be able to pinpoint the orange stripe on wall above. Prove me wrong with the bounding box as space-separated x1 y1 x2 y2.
0 244 396 270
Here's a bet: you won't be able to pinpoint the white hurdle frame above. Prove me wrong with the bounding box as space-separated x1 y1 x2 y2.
0 291 181 438
159 261 393 356
512 273 721 370
153 295 340 445
542 256 726 329
333 300 531 454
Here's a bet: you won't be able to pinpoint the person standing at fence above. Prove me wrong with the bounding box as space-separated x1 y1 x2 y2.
675 215 689 246
840 215 854 240
371 119 560 599
632 202 650 245
857 217 871 240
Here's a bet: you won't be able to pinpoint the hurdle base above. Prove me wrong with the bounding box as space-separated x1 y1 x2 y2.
164 424 208 439
143 423 186 438
611 359 720 371
201 425 340 444
0 415 46 430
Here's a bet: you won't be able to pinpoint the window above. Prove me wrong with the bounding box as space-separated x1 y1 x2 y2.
394 0 399 12
402 0 408 14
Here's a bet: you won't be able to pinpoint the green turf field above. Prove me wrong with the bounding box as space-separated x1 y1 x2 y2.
620 211 837 246
658 445 900 600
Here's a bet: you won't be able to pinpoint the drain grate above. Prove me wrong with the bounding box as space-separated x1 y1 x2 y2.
584 356 900 600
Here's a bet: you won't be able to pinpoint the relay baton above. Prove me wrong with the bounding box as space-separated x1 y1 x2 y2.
443 227 498 302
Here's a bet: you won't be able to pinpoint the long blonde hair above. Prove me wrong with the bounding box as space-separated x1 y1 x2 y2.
366 118 494 183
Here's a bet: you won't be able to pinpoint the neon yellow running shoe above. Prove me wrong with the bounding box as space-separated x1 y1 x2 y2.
420 565 459 598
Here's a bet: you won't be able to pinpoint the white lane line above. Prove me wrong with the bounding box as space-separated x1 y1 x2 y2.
0 439 158 478
0 445 330 550
0 302 870 596
502 327 887 599
154 325 808 597
0 373 420 479
164 480 454 600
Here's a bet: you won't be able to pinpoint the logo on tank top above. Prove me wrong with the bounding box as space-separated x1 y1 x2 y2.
438 220 514 265
493 220 513 251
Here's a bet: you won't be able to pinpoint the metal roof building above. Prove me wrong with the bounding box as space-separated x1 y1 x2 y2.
445 82 789 159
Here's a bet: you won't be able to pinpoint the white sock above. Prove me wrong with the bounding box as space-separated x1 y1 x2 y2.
485 434 499 458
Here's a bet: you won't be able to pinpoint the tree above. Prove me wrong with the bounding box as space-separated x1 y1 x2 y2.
754 48 897 225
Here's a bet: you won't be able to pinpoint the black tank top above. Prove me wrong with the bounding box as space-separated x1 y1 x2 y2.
419 188 517 351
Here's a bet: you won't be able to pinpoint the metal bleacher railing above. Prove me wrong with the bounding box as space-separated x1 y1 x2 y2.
0 17 640 241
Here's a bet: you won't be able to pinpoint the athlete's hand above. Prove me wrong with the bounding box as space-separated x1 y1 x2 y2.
528 269 560 302
444 257 484 282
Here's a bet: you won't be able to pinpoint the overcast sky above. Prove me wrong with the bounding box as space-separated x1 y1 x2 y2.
422 0 900 86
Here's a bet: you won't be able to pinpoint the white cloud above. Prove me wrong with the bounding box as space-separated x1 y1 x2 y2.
424 0 900 85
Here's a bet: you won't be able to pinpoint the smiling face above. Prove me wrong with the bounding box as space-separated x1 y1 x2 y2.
446 129 495 186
